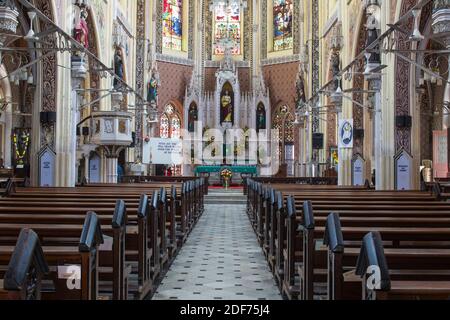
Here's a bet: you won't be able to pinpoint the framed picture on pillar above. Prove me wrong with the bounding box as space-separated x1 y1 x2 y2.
338 119 353 149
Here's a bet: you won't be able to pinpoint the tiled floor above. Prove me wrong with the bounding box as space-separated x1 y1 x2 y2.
152 199 282 300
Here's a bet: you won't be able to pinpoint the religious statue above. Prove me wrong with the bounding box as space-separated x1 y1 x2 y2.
330 50 341 90
188 105 198 132
257 105 266 131
113 48 124 89
147 72 159 106
221 90 233 123
295 73 306 107
74 8 89 55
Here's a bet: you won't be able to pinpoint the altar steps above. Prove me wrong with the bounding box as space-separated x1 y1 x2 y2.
204 189 247 205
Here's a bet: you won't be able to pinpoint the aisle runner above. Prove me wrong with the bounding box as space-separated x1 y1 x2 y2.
152 201 282 300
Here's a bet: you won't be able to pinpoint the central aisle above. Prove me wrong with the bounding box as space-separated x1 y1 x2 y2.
152 190 282 300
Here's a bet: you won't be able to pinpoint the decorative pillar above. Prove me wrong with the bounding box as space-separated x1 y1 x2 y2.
432 1 450 176
69 56 88 186
365 0 384 189
432 0 450 130
105 152 119 184
134 0 146 163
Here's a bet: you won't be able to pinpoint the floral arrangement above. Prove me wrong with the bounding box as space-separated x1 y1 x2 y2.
220 169 233 179
221 169 233 189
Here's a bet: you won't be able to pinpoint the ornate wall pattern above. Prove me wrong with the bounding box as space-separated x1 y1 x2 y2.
352 14 367 156
395 0 415 153
311 0 320 133
35 0 57 150
262 61 299 109
157 61 193 111
134 0 146 161
204 1 212 61
261 0 267 60
243 2 252 61
35 0 56 114
293 0 300 55
188 0 195 59
156 0 163 54
87 12 100 111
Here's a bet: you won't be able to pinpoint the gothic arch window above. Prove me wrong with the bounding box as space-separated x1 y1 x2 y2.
214 1 241 55
273 0 293 52
162 0 183 51
160 104 182 138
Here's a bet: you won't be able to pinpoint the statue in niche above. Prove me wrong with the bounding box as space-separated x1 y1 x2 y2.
113 48 124 89
295 73 306 107
74 8 89 53
147 70 159 106
256 104 266 131
330 50 341 89
188 104 198 132
221 88 233 124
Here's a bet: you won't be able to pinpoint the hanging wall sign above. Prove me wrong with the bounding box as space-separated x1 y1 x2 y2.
89 154 101 183
38 146 56 187
339 119 354 149
352 153 365 186
394 148 413 191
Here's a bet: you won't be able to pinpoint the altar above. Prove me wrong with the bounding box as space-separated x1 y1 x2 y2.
195 165 257 185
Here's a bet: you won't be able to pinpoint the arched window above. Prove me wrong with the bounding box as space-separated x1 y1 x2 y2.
273 0 293 52
160 104 182 139
214 2 241 55
162 0 183 51
160 113 170 138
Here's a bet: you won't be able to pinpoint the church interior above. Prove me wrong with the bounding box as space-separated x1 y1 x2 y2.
0 0 450 303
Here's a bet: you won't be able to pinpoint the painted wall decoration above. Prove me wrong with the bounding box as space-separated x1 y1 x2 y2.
273 0 293 51
214 2 241 55
163 0 183 51
339 119 354 149
90 0 107 58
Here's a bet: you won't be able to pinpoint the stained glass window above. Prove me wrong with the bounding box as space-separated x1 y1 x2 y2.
162 0 183 51
171 115 181 138
214 2 241 55
273 0 293 52
160 104 182 139
160 113 170 138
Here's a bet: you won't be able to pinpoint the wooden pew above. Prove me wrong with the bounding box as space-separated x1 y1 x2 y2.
356 232 450 300
0 212 104 300
0 228 49 300
0 190 162 299
246 179 450 301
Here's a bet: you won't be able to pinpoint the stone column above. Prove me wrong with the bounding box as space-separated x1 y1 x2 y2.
67 57 88 187
105 155 118 184
369 79 383 189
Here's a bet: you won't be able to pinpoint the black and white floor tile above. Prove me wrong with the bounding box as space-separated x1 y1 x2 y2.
153 196 282 300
